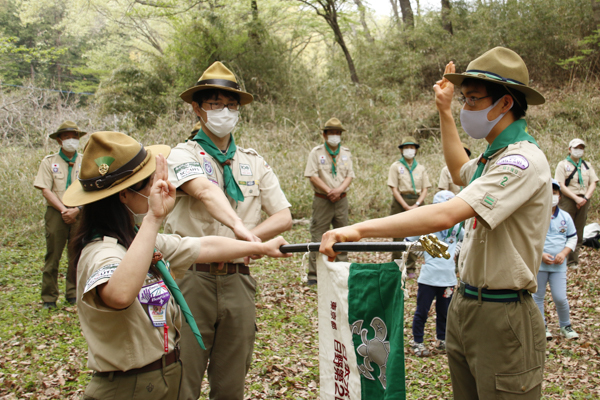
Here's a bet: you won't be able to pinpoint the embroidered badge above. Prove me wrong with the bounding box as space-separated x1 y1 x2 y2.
319 155 326 165
342 155 348 161
208 178 219 186
52 163 59 173
146 383 154 393
94 156 115 176
566 165 571 172
264 160 271 169
561 220 566 225
174 162 204 180
498 165 522 177
496 155 529 170
138 281 170 307
559 228 567 233
499 176 510 187
203 159 214 176
481 193 498 209
199 151 206 156
239 164 252 176
398 166 405 174
84 264 118 293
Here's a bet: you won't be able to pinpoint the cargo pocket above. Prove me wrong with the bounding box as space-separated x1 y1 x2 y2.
495 366 542 397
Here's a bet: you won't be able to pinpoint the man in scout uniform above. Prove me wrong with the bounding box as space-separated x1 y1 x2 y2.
304 118 355 286
387 136 431 278
437 142 471 194
33 121 86 309
555 138 598 268
165 61 292 400
320 47 551 399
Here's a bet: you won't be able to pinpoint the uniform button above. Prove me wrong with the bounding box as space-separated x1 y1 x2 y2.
521 386 526 392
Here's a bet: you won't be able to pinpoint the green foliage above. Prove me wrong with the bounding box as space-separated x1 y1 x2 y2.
558 29 600 82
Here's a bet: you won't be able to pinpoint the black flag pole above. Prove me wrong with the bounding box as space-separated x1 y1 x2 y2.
279 242 424 253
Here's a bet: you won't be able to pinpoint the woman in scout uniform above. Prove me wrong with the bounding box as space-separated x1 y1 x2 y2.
34 121 87 309
437 142 471 194
387 136 431 277
62 131 290 400
555 138 598 268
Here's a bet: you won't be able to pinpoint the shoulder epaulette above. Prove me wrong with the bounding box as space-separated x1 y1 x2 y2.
237 147 261 157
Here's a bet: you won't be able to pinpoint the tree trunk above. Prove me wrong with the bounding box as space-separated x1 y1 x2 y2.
353 0 374 42
326 14 360 84
398 0 414 28
593 0 600 30
441 0 453 34
249 0 260 44
389 0 401 28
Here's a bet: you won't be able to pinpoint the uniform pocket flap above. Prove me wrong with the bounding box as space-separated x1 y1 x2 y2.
495 365 543 394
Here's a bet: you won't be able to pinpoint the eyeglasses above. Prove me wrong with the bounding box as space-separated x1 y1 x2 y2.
457 95 491 107
202 101 240 111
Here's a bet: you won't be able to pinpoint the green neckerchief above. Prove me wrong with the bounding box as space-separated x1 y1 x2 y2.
566 155 584 188
193 129 244 203
325 143 340 178
399 157 418 195
58 149 77 189
469 119 538 184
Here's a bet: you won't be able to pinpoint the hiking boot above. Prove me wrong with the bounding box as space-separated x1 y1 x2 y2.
545 326 553 341
410 340 430 357
435 340 446 351
42 302 57 309
66 297 77 305
560 325 579 340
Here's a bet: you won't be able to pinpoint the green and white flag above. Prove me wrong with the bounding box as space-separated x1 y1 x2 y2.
317 256 406 400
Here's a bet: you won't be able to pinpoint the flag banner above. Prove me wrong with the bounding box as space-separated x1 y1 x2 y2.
317 255 406 400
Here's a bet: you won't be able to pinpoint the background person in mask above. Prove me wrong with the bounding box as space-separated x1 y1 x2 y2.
320 47 551 399
555 138 598 268
33 121 87 309
165 61 292 400
387 136 431 278
304 117 355 286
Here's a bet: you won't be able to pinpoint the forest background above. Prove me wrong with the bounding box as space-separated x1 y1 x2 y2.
1 0 600 398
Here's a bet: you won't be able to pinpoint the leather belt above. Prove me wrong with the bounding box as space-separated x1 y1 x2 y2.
315 192 347 201
94 347 180 377
458 281 528 303
189 262 249 275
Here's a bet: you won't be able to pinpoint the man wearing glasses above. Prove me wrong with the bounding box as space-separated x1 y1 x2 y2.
165 61 292 400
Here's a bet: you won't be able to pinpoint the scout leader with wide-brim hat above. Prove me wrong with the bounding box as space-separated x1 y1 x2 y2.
49 120 87 140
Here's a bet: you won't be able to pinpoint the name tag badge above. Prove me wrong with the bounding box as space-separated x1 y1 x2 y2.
138 281 171 327
240 164 252 176
149 305 167 327
342 155 348 161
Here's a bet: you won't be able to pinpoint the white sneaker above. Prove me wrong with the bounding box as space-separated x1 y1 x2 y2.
410 340 430 357
435 339 446 351
560 325 579 340
545 326 552 341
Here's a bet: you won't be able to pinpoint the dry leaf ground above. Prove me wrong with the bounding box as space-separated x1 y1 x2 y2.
1 225 599 399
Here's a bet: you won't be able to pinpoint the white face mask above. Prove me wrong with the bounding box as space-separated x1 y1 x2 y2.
551 195 560 208
570 148 584 159
460 98 511 140
202 108 239 138
403 148 416 159
61 138 79 153
126 188 149 225
326 134 341 146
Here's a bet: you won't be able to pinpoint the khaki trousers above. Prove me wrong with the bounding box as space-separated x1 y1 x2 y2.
389 195 420 273
308 195 349 280
178 270 257 400
558 195 590 266
446 291 545 399
83 361 182 400
42 206 77 302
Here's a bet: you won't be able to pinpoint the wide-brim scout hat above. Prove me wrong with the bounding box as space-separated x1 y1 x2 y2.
62 131 170 207
398 136 420 149
444 47 545 106
569 138 585 148
461 142 472 157
49 120 87 140
180 61 253 106
322 117 346 133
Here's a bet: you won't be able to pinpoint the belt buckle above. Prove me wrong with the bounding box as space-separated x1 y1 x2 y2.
210 262 228 276
458 281 466 296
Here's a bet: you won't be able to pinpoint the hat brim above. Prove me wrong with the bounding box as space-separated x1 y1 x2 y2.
62 145 170 207
323 127 346 132
180 84 254 106
398 143 420 149
49 130 87 140
444 73 545 106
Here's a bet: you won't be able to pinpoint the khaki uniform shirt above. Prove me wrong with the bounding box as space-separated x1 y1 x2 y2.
77 234 201 372
438 165 462 195
456 141 552 292
33 152 82 204
387 161 431 195
165 141 290 256
555 159 599 196
304 144 355 194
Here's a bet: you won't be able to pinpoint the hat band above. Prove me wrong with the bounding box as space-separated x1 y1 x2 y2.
465 70 525 86
196 78 240 90
56 127 79 132
323 126 343 131
80 146 149 192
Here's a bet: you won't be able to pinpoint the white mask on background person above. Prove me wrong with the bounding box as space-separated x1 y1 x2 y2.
551 195 560 208
202 108 239 138
570 148 584 159
402 148 416 159
61 138 80 153
460 98 511 140
327 134 341 146
126 188 149 225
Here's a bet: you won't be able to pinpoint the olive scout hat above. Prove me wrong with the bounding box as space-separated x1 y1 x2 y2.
49 120 87 140
62 131 170 207
398 136 420 150
179 61 253 106
322 117 346 133
444 47 545 106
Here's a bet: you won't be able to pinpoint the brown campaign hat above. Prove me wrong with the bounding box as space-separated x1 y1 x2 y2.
49 120 87 140
322 117 346 132
444 47 545 106
62 131 170 207
398 136 420 149
180 61 253 106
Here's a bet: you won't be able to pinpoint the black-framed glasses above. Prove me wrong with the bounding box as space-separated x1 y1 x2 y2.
457 95 491 107
203 101 240 111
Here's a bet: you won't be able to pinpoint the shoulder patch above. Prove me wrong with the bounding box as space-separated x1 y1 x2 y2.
498 165 522 177
481 192 498 209
496 154 529 170
174 162 204 180
84 263 118 293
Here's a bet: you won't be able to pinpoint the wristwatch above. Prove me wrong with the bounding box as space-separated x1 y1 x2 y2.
415 201 421 206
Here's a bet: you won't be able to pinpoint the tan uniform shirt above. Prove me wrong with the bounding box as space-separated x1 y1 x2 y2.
304 144 355 195
438 165 462 195
387 161 431 195
33 152 82 204
555 159 599 195
456 141 552 292
165 141 290 250
77 234 201 372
